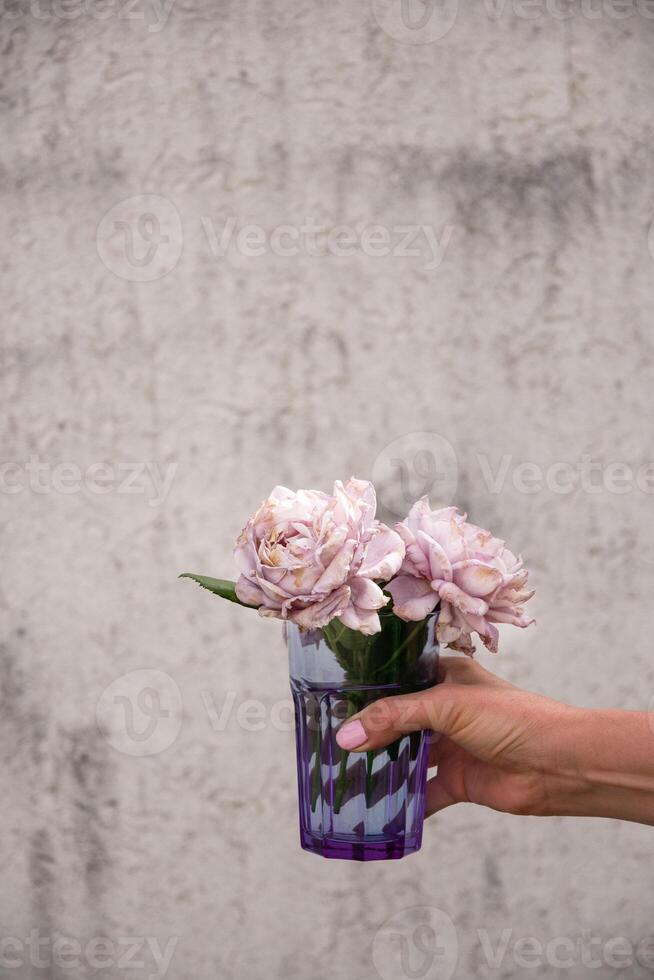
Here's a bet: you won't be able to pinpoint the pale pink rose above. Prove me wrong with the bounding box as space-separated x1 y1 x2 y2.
234 478 405 635
386 499 535 654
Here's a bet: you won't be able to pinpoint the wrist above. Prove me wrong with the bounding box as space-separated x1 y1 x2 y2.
545 707 654 824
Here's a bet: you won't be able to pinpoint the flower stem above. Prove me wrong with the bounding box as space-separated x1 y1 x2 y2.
371 620 426 676
365 750 375 806
333 748 349 815
333 694 360 815
310 718 322 812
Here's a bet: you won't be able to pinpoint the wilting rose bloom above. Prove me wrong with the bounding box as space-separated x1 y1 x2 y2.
234 478 405 635
386 500 534 655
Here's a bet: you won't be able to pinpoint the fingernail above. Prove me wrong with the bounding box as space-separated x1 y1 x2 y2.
336 719 367 750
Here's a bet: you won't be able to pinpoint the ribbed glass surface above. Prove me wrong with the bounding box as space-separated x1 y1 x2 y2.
288 618 438 861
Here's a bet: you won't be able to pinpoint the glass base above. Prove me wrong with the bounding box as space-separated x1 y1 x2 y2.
300 828 423 861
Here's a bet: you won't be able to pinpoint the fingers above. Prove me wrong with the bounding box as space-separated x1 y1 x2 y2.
335 684 469 752
335 656 512 753
427 731 454 767
425 774 457 817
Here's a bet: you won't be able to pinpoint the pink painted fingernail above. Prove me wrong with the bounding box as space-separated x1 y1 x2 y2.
336 719 367 750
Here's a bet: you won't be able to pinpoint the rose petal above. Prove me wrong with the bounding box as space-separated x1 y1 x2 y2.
462 613 499 653
447 631 476 656
350 577 388 610
405 496 433 532
436 621 461 643
314 539 356 592
417 530 452 583
429 516 466 564
331 478 376 528
339 603 382 635
452 560 504 598
438 581 489 617
234 538 258 576
288 585 351 630
493 588 535 608
235 575 267 607
480 623 499 652
486 609 535 628
255 574 291 602
316 525 347 568
386 575 439 621
258 606 284 621
397 526 431 578
358 526 405 581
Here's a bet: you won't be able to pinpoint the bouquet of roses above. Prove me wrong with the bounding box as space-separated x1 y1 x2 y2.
181 476 534 657
181 477 534 860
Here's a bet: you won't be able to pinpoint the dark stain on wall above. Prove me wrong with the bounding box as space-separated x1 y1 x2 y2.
438 147 597 227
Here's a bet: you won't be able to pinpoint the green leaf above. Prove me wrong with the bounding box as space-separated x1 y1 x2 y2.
178 573 255 608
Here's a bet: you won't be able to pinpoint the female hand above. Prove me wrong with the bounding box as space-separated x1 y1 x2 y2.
336 656 654 825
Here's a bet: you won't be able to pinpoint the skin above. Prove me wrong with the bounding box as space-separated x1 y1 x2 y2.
336 656 654 826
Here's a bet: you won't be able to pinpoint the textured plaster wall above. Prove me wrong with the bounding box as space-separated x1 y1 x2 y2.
2 2 654 978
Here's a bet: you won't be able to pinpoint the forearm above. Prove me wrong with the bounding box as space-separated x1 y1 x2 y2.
546 708 654 825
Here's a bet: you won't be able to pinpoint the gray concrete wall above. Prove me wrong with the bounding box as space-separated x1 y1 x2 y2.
2 1 654 977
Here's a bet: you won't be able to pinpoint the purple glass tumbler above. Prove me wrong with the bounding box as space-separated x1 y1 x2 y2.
288 614 439 861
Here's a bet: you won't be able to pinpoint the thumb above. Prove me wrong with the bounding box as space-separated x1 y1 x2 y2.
335 685 472 752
